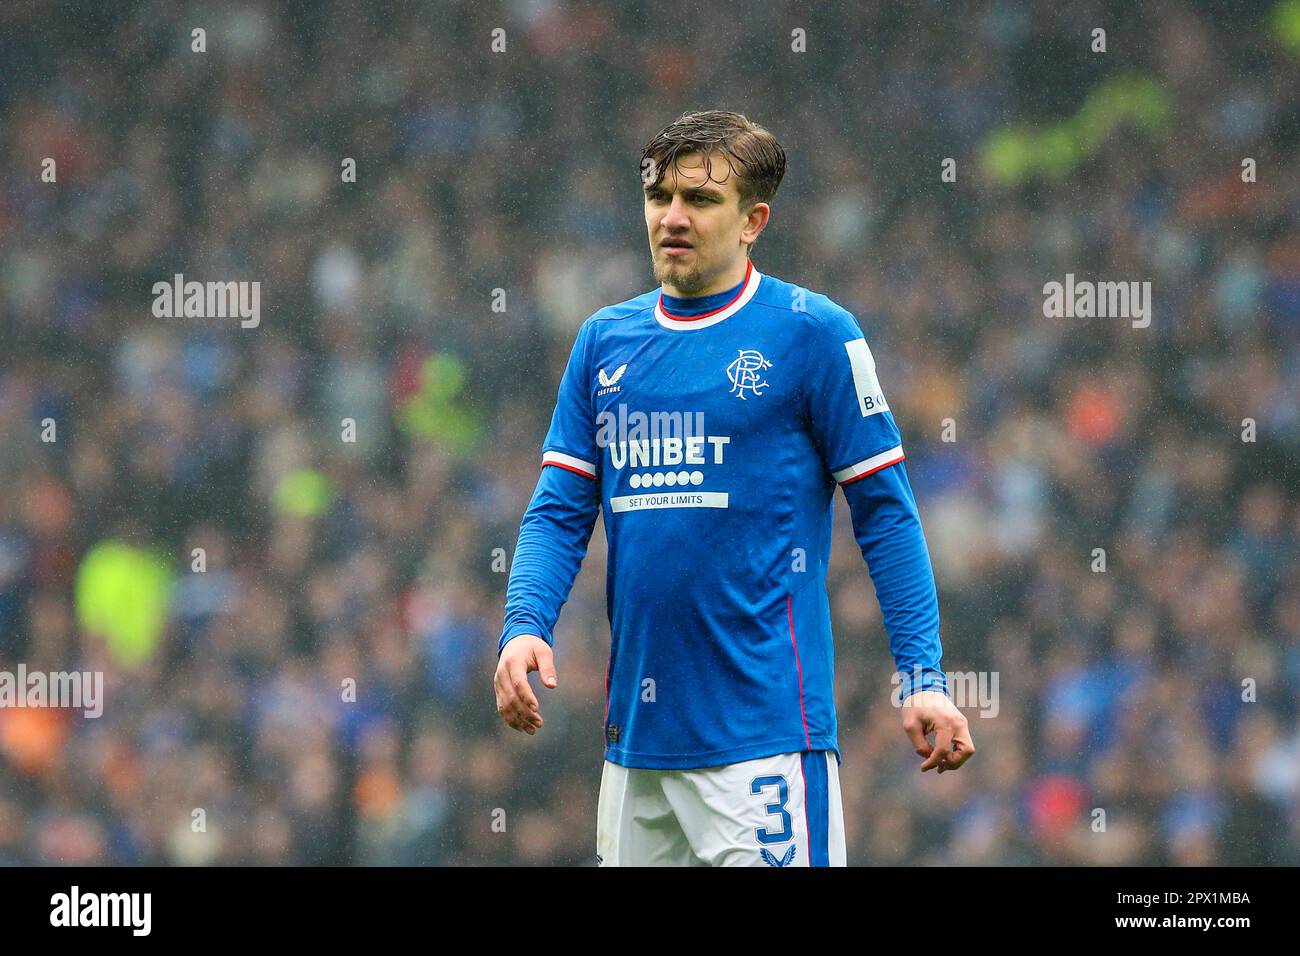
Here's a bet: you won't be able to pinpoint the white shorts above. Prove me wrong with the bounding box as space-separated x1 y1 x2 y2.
596 750 846 866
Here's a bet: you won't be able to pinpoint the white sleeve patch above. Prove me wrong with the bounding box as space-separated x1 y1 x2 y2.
843 338 889 418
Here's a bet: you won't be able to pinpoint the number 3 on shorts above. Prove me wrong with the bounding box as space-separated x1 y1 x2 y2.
750 775 792 845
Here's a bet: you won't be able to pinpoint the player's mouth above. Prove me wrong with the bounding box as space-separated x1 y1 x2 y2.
660 240 693 257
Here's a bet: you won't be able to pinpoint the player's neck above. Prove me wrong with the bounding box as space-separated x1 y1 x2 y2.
662 257 750 300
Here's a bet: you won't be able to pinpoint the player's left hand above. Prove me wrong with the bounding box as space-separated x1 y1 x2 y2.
900 690 975 773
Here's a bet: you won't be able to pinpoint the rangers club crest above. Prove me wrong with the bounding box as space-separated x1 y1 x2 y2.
727 349 772 399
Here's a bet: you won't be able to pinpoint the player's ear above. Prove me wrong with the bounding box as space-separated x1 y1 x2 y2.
742 202 770 244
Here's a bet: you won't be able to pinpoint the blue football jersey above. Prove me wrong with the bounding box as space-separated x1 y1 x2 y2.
500 261 947 769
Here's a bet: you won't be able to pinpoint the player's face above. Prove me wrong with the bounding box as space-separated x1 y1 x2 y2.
644 151 768 297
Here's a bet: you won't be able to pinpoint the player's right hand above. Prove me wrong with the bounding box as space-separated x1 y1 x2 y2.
493 635 558 736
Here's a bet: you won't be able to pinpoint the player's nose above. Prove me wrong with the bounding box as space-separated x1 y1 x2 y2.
662 195 692 228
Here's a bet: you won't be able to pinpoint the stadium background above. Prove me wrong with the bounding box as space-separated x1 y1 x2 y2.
0 0 1297 865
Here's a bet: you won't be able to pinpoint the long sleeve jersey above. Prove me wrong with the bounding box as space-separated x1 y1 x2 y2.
499 261 948 769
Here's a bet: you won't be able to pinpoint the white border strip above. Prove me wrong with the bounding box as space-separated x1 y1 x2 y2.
542 450 597 479
832 445 904 484
609 491 728 512
654 267 764 331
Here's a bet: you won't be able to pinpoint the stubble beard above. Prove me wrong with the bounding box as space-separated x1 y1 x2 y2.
653 250 710 296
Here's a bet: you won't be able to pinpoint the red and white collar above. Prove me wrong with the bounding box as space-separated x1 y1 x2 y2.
654 260 763 331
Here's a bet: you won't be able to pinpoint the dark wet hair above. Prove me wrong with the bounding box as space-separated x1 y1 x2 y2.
640 110 786 215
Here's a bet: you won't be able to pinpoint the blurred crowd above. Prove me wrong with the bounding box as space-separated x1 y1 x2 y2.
0 0 1297 865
